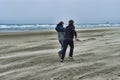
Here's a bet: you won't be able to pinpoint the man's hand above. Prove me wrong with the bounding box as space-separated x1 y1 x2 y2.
75 38 80 41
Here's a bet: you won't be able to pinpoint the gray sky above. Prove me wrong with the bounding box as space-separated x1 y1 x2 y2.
0 0 120 24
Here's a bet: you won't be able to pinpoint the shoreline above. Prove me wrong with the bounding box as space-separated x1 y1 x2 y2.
0 26 120 35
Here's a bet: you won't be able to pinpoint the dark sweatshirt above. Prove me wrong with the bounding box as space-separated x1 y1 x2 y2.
64 26 77 40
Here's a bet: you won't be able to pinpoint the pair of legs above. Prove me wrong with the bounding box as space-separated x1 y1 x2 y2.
61 39 74 60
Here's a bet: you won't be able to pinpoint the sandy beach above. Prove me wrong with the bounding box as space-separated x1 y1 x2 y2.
0 27 120 80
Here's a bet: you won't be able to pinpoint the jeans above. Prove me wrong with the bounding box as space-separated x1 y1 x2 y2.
61 39 74 60
58 32 64 53
59 39 64 50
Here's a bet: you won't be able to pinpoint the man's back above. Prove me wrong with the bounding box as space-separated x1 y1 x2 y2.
64 26 77 40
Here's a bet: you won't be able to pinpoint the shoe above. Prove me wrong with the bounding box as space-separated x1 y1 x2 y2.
68 56 74 60
58 51 61 58
60 59 63 62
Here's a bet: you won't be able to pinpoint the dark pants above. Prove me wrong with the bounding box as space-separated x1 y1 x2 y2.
61 39 74 60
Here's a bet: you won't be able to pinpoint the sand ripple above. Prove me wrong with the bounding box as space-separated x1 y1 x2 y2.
0 28 120 80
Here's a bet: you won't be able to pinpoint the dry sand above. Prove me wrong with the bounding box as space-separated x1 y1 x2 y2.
0 27 120 80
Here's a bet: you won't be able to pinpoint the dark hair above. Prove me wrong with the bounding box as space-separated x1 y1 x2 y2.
57 21 64 27
68 20 74 26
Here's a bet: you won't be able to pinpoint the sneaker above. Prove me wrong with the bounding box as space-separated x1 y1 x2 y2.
60 59 63 62
68 56 74 60
58 51 61 58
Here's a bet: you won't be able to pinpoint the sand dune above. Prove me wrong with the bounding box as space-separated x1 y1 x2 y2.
0 27 120 80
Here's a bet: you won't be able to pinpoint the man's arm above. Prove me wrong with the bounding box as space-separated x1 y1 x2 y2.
72 29 80 41
74 30 77 38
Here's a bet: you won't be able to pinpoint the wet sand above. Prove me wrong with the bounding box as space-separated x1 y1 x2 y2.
0 27 120 80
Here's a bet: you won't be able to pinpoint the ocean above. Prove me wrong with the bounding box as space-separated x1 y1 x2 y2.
0 23 120 32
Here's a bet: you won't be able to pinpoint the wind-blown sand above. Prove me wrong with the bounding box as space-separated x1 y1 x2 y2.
0 27 120 80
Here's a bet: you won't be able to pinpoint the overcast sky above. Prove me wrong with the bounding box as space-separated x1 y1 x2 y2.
0 0 120 24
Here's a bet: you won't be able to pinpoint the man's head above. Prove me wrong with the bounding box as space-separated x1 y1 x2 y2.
68 20 74 26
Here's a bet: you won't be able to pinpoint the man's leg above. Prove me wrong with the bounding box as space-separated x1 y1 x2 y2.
69 40 74 57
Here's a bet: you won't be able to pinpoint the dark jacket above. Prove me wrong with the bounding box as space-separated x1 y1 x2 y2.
64 26 77 40
55 25 65 32
55 25 65 40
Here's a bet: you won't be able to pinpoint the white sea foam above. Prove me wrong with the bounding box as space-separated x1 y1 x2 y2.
0 24 120 32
